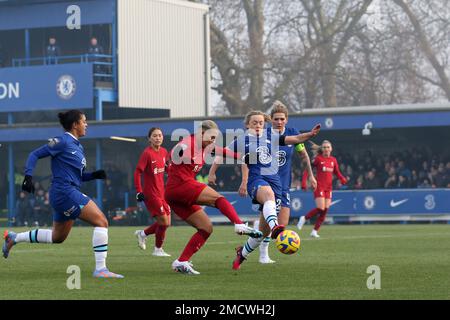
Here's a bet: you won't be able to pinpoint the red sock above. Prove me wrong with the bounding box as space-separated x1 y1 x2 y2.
144 222 158 236
179 229 211 262
155 225 168 248
215 197 243 224
314 208 328 231
305 208 321 220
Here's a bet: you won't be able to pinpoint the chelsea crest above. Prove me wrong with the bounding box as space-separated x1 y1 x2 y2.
56 75 76 100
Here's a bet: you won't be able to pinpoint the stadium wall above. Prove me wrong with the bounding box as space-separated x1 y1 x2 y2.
117 0 210 118
203 189 450 222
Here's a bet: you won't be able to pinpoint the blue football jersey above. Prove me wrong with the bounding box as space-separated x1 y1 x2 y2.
25 132 91 188
229 128 282 182
268 126 300 190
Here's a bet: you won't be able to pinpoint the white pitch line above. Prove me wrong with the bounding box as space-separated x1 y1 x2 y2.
110 136 137 142
208 232 450 244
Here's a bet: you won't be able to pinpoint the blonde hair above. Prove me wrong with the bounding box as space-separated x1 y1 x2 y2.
270 100 289 118
200 120 219 132
310 140 332 158
244 110 271 126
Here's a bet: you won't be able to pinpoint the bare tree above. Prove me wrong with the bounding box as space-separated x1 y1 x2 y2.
192 0 450 114
392 0 450 100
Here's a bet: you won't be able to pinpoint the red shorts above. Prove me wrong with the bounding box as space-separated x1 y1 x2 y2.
313 189 332 199
144 197 171 217
164 180 208 220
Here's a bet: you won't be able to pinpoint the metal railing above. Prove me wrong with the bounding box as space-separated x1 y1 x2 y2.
12 54 115 80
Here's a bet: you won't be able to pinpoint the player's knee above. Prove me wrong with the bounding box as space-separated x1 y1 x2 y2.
159 220 170 227
201 224 213 235
96 216 108 228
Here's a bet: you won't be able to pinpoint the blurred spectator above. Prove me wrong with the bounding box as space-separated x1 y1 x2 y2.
397 175 410 188
46 37 61 65
384 167 398 189
397 160 411 180
32 189 46 227
417 178 432 189
363 169 381 189
410 170 419 188
16 191 33 227
42 191 52 227
433 163 448 188
353 175 364 190
87 37 105 80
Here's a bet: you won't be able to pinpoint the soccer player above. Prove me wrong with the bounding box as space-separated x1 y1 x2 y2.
134 127 171 257
209 111 320 270
253 101 317 263
2 110 123 278
165 120 263 275
297 140 348 238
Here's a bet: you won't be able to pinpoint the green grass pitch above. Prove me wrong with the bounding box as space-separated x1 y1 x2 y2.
1 224 449 300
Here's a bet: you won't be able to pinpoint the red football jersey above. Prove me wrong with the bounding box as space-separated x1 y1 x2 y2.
167 134 238 187
302 154 346 191
134 146 169 197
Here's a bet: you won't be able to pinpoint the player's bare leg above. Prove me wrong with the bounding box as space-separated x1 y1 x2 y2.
196 186 262 238
79 200 123 278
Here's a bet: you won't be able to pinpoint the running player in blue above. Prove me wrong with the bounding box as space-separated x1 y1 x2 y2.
2 110 124 278
256 101 317 263
209 110 320 270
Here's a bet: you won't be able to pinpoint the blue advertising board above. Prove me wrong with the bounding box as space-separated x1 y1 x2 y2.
203 189 450 217
0 63 93 112
0 0 114 30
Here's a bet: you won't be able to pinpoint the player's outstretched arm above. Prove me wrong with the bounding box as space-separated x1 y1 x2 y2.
208 156 223 186
23 143 55 194
333 159 348 185
238 163 248 197
284 124 321 145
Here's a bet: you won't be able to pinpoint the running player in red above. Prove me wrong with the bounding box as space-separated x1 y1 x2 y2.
165 120 262 275
297 140 348 238
134 127 171 257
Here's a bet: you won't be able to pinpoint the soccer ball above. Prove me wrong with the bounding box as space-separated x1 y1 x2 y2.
276 230 301 255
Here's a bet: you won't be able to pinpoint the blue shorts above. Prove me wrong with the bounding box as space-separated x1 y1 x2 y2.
50 186 91 222
247 177 282 213
281 190 291 208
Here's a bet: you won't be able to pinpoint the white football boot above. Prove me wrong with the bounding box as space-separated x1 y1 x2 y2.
172 259 200 275
152 247 171 257
234 223 263 238
310 229 320 238
134 230 147 250
297 216 306 230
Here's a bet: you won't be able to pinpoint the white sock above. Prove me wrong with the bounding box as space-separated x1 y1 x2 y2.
259 237 271 258
253 219 260 231
140 230 147 238
15 229 53 244
93 227 108 271
262 200 278 230
242 236 263 258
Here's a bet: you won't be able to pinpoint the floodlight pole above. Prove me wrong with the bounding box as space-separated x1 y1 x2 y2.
7 113 15 227
95 92 103 211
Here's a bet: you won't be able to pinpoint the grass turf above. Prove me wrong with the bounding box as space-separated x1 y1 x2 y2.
1 224 449 300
